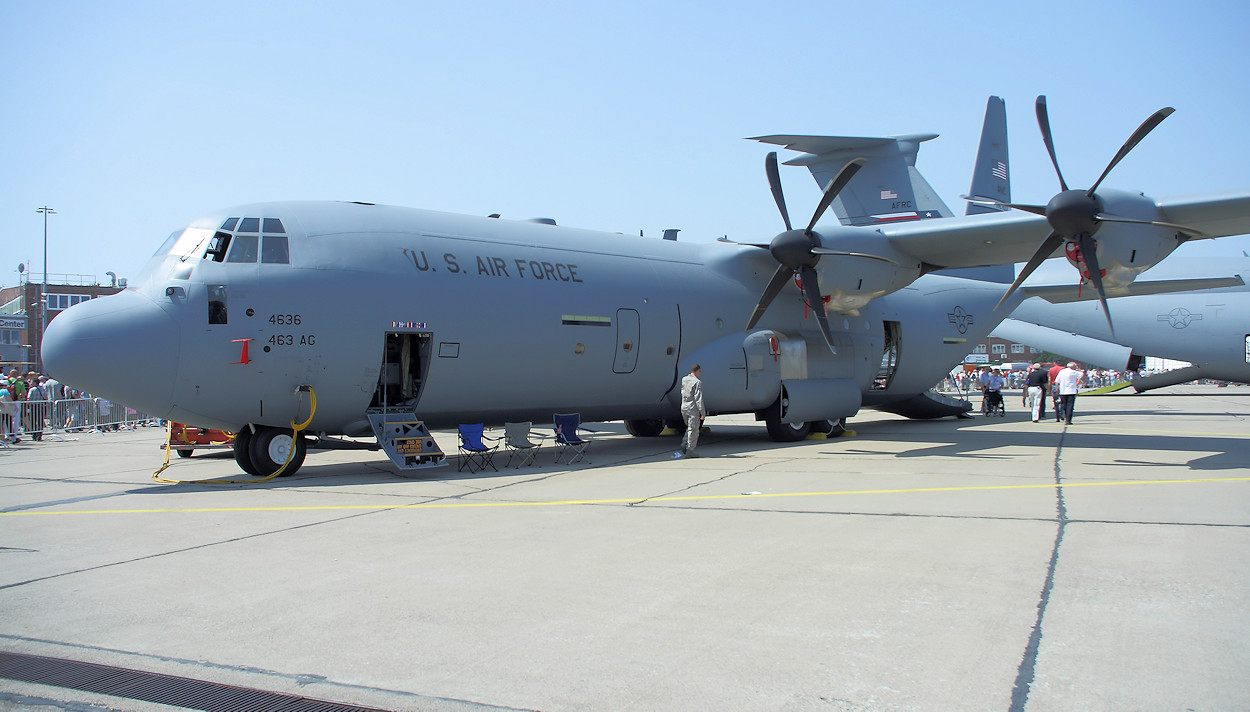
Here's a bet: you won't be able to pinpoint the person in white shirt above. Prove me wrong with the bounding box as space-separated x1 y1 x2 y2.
1056 361 1084 425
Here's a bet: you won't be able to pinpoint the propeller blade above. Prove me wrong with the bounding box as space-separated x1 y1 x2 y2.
994 231 1064 311
1076 233 1114 336
809 248 901 265
746 264 793 331
720 237 772 248
1094 213 1211 241
765 152 792 232
1009 203 1049 216
1087 107 1175 196
805 158 867 234
1035 96 1069 192
798 265 836 352
962 195 1048 216
962 195 1010 209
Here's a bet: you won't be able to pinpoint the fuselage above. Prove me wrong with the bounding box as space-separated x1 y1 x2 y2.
42 201 1013 435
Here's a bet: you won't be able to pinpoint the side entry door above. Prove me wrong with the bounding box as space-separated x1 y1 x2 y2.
612 309 640 374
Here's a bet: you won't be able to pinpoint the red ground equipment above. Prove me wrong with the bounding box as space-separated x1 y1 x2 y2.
163 423 235 458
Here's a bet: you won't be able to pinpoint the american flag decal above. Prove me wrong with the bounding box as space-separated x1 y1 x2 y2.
881 189 898 200
991 161 1008 181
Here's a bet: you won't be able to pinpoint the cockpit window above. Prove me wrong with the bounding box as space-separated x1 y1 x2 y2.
205 231 232 262
262 235 289 264
155 230 183 257
226 234 259 263
200 217 291 264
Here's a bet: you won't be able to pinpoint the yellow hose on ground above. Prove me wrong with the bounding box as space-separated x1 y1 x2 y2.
152 387 316 485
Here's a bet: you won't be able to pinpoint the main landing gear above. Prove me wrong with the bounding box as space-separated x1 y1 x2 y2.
627 413 849 443
624 419 665 437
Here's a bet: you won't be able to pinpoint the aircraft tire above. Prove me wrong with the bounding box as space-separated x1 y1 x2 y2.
808 418 847 436
249 426 307 477
808 419 833 435
765 414 810 442
232 427 262 476
175 448 194 458
625 419 665 437
763 393 811 442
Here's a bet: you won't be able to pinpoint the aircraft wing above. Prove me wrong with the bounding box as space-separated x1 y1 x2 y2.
1020 275 1246 304
878 191 1250 270
1127 365 1211 393
992 318 1134 370
1156 192 1250 240
880 210 1052 269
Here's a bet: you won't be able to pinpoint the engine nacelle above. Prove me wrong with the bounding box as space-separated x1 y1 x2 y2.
1072 188 1185 292
813 227 923 315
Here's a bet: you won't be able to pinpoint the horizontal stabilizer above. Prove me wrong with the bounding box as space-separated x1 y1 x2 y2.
754 134 937 159
1021 275 1245 304
751 133 952 226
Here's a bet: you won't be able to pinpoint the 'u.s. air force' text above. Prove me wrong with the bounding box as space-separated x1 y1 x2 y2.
403 249 583 283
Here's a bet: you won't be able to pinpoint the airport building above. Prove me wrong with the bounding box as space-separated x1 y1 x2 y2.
964 335 1042 365
0 274 124 373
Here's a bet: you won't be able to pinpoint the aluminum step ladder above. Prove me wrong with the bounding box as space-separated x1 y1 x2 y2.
366 406 446 470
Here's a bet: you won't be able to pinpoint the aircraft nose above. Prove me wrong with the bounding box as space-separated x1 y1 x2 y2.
42 290 179 416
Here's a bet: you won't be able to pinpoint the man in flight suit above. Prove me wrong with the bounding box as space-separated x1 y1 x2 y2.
673 364 706 459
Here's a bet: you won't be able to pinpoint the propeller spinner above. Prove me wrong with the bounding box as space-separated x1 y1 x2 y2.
987 96 1207 335
743 152 866 352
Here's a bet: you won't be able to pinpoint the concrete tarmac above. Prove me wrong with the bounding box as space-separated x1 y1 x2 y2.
1 385 1248 711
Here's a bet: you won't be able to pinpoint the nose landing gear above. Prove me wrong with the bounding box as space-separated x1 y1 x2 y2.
232 425 307 477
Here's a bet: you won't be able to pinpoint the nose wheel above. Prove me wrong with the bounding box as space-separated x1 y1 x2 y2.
232 425 307 477
233 427 260 476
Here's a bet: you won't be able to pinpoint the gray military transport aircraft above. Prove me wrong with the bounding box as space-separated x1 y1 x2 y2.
994 256 1250 392
41 97 1250 477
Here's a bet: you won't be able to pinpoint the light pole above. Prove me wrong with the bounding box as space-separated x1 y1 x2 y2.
35 206 55 372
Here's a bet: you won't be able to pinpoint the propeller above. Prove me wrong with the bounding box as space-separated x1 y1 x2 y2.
742 152 866 352
986 96 1209 335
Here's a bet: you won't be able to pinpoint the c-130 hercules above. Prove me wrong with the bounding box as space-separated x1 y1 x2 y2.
42 97 1250 477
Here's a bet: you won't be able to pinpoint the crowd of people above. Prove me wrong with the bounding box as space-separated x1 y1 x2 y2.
955 362 1090 423
946 365 1135 393
0 367 125 443
938 361 1202 425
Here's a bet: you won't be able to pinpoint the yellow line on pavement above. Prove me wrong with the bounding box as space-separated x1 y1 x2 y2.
4 476 1249 517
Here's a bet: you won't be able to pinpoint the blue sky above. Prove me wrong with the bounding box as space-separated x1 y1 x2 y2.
3 0 1248 286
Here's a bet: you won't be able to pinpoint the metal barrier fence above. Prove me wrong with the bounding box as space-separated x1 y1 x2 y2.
1 398 158 442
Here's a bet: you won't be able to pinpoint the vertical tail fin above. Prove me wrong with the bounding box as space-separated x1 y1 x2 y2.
966 96 1011 215
941 96 1016 284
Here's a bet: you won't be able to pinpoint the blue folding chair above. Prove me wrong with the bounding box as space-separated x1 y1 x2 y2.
457 423 499 472
553 413 594 464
